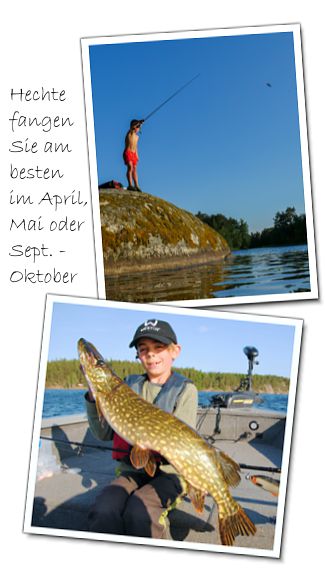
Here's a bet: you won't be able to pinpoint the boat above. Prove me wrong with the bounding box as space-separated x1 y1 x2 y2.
28 346 285 554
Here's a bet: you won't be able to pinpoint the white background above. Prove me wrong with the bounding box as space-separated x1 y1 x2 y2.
1 1 323 578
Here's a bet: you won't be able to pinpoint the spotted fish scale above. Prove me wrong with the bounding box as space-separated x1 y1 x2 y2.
78 338 256 546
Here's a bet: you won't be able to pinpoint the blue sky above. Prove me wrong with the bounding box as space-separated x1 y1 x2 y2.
47 301 298 378
88 30 305 232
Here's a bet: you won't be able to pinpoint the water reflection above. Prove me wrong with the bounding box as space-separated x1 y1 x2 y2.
105 244 311 303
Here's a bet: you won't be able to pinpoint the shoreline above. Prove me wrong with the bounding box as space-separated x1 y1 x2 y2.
104 249 231 276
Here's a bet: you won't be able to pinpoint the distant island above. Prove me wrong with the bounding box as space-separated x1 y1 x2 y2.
46 359 290 394
196 206 307 250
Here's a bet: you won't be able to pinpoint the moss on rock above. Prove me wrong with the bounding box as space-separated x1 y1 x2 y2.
99 188 231 274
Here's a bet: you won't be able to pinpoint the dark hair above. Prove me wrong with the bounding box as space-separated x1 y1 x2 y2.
130 119 140 128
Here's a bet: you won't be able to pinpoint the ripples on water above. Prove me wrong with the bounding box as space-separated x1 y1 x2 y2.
105 244 310 302
42 389 288 418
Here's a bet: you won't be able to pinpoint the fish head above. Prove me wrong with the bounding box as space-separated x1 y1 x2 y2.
78 338 110 398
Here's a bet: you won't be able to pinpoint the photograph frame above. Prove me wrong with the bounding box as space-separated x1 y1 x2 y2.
24 294 303 558
81 23 318 306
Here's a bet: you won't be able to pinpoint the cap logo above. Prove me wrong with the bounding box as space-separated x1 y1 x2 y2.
143 320 158 328
139 319 161 334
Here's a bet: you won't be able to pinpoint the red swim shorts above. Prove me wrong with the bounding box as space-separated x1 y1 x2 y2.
123 149 139 166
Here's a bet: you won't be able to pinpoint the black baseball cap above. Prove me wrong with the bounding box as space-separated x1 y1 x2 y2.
130 119 143 128
129 319 178 348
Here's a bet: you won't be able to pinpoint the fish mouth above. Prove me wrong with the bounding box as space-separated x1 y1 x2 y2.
78 338 105 364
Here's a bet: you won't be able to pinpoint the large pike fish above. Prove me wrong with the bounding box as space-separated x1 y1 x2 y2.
78 338 256 546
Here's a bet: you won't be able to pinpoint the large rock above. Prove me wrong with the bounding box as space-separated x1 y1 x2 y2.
99 189 231 274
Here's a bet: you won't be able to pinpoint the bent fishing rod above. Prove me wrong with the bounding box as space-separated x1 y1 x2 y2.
136 73 200 127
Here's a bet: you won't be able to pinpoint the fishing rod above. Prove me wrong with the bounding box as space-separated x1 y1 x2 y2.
40 435 127 454
141 73 200 124
40 435 281 473
238 464 281 474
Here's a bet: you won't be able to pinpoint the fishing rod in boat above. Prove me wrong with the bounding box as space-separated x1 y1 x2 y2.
40 435 281 473
136 73 200 127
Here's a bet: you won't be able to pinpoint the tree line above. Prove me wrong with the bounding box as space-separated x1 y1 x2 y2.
46 359 290 393
196 207 307 250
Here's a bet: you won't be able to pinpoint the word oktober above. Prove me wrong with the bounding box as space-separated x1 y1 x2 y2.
10 268 78 284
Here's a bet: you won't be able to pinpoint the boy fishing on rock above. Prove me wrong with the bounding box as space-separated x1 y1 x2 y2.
84 319 198 539
121 76 200 193
123 119 144 192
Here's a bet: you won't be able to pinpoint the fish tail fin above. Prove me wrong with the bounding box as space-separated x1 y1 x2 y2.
219 506 256 546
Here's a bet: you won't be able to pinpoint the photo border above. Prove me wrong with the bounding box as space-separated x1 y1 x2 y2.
24 293 303 558
81 23 318 306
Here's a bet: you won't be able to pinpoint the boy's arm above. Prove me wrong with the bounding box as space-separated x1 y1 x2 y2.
124 131 130 149
173 382 198 430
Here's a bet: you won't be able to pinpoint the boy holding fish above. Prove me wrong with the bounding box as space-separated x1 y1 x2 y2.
84 319 198 539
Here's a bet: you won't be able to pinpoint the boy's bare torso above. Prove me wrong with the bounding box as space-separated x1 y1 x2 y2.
125 130 139 152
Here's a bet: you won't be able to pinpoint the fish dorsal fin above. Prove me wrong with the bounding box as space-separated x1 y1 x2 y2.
215 450 241 488
187 485 206 513
130 444 151 470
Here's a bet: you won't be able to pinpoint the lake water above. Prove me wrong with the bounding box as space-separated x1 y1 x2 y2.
105 244 310 302
42 389 288 419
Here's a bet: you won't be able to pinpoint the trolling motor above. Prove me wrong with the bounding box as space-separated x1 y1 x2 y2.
236 346 259 393
210 346 260 409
